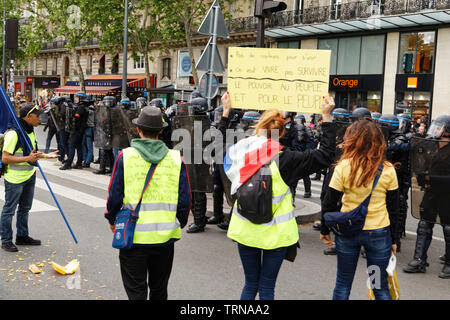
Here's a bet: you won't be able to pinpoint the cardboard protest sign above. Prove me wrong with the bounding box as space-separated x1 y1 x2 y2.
227 47 331 113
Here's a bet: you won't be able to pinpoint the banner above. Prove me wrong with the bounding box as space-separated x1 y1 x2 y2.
227 47 330 113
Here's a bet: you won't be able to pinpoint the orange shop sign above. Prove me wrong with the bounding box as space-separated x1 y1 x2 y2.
332 77 359 89
407 77 418 89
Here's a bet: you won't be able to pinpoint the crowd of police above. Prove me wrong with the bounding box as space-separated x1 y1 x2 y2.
43 89 450 280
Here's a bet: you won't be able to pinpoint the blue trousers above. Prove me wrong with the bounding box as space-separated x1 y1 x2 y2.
82 127 94 165
333 226 392 300
1 174 36 244
237 243 287 300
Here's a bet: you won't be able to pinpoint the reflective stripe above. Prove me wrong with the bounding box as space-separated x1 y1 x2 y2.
272 189 291 205
135 220 181 232
123 203 177 212
232 206 295 226
9 164 34 171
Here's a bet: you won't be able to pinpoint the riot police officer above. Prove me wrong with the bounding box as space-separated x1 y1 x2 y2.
149 98 172 148
183 96 211 233
371 112 382 123
60 92 90 170
135 97 147 111
380 114 411 251
351 107 372 122
94 96 116 175
403 115 450 278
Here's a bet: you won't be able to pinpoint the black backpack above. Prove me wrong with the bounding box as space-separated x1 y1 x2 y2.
236 163 273 224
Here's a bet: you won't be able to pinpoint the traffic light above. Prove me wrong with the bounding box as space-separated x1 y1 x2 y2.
254 0 287 17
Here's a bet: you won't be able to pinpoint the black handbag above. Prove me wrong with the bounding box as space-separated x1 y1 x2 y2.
323 164 383 237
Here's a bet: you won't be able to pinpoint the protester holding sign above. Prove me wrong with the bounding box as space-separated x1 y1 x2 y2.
222 92 336 300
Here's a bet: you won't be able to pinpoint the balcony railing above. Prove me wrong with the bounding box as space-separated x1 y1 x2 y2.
41 38 99 51
228 0 450 33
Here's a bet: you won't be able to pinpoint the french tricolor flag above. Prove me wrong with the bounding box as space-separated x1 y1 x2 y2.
224 136 283 195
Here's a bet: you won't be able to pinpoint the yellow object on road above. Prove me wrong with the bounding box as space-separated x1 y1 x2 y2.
49 259 80 275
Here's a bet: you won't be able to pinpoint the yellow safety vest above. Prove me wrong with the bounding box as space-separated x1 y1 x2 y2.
122 147 182 245
3 130 37 184
227 160 299 250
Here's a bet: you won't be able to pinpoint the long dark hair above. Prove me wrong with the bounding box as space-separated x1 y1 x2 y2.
338 119 388 188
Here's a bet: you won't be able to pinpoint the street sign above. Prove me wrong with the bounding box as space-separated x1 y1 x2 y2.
195 38 225 74
199 73 219 99
197 0 229 39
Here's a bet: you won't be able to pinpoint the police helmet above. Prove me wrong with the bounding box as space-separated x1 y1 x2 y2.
190 90 203 99
120 98 132 110
75 91 89 103
331 108 350 123
397 113 412 134
102 96 117 108
371 112 382 122
165 104 177 118
427 115 450 139
351 107 372 122
149 98 164 110
51 96 66 105
379 114 400 133
294 114 306 124
239 111 260 130
189 97 208 115
135 97 147 109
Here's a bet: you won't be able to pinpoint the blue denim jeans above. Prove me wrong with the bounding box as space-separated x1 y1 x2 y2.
82 127 94 165
237 243 287 300
1 174 36 244
333 226 392 300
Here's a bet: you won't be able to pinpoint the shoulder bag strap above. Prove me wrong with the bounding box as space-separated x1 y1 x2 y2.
362 163 384 206
132 163 158 217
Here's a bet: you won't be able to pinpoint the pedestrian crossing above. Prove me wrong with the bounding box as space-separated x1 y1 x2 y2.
295 177 324 200
0 160 110 213
0 162 323 214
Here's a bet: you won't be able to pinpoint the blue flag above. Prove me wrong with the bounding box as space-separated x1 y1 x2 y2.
0 98 11 133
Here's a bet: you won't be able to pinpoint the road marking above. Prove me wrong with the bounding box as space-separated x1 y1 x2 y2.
35 178 107 208
405 230 444 242
0 185 58 212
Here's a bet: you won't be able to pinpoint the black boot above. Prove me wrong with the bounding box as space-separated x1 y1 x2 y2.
59 163 72 170
187 192 206 233
403 220 433 273
208 185 224 224
217 214 230 230
93 149 106 175
439 226 450 279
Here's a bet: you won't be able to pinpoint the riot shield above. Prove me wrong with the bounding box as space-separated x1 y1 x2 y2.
334 121 350 161
120 109 140 142
410 136 450 226
49 105 64 132
94 103 112 149
65 104 76 134
172 115 213 193
110 108 130 150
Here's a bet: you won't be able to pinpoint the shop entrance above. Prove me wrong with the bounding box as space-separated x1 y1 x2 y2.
334 90 381 112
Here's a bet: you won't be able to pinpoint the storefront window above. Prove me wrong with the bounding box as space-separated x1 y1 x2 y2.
398 31 435 74
360 35 385 74
318 39 338 75
278 41 300 49
333 91 381 112
395 91 430 123
337 37 361 75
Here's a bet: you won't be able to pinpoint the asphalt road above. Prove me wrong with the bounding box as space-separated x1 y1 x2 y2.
0 126 448 300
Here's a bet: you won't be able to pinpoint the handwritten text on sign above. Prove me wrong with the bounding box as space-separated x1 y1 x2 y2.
228 47 331 113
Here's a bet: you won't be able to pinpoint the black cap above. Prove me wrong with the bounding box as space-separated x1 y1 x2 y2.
19 103 41 118
132 106 168 132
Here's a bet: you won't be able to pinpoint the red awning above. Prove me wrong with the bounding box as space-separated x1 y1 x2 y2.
55 85 120 95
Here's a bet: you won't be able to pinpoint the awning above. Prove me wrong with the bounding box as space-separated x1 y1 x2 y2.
55 85 119 95
265 10 450 38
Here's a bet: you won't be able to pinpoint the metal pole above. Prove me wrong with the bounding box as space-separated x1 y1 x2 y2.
256 16 265 48
121 0 129 100
2 0 6 89
207 6 219 109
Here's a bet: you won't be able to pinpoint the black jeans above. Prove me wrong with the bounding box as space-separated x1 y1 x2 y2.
119 244 174 300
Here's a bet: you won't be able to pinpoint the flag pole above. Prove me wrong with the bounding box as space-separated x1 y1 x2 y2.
0 86 78 244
